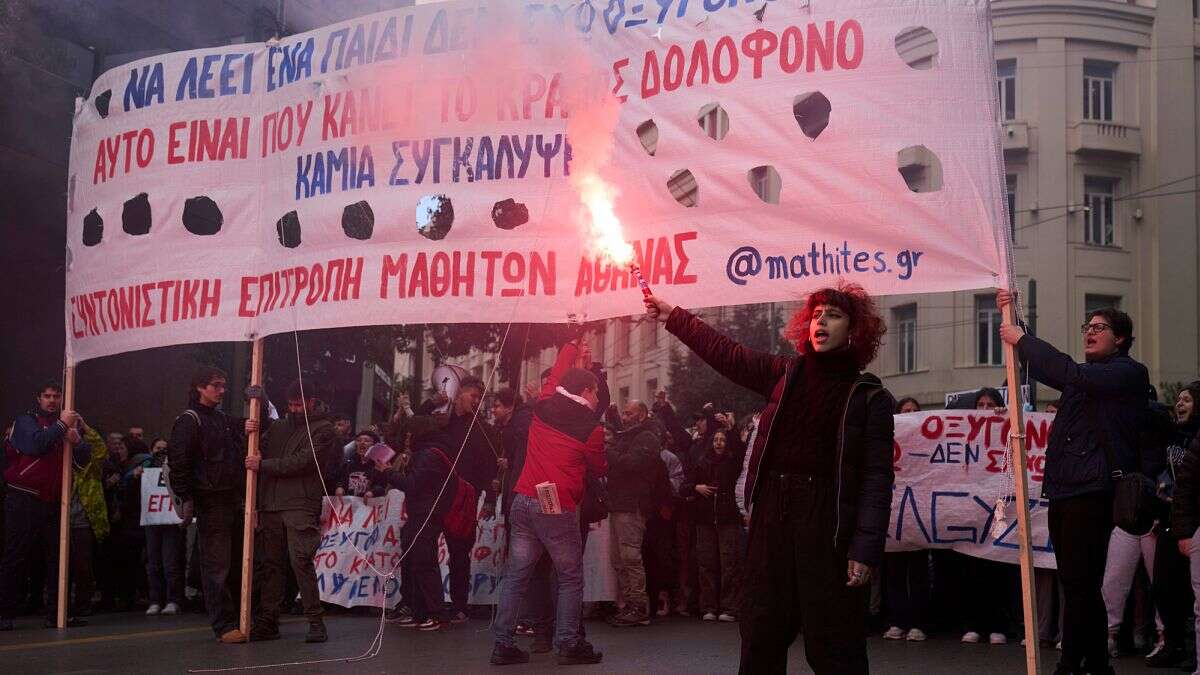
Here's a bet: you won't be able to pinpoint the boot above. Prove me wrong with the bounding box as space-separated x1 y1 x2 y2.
304 620 328 643
490 643 530 665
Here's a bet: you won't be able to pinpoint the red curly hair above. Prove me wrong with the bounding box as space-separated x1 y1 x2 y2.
783 280 886 370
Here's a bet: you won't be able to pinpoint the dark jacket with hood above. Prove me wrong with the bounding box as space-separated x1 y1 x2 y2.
256 411 336 513
682 445 746 526
383 433 458 518
167 399 246 504
1016 334 1150 501
498 403 534 518
665 307 895 567
607 417 669 515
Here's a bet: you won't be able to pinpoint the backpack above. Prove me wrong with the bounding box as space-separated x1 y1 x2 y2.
428 446 479 539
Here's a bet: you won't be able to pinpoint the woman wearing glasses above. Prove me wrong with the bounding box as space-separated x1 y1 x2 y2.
998 290 1149 675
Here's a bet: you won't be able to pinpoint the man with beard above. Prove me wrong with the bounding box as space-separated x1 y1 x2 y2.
245 380 337 643
606 400 669 627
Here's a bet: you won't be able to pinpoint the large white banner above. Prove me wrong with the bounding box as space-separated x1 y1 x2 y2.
66 0 1008 363
316 492 616 608
886 411 1056 569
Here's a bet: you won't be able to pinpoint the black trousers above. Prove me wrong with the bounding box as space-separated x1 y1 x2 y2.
884 550 929 631
401 517 445 622
739 475 869 675
643 514 677 612
0 491 61 621
446 532 473 613
252 509 323 631
70 527 96 613
1152 527 1194 650
1048 492 1112 672
195 493 242 636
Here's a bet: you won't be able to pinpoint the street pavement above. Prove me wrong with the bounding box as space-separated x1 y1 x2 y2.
0 609 1180 674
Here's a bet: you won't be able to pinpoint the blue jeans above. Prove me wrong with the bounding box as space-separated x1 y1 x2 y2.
494 494 584 650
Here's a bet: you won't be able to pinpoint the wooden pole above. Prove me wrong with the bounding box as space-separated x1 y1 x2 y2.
1001 300 1041 675
56 366 75 629
239 338 264 637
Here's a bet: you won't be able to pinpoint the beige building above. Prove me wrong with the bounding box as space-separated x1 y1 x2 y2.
399 0 1200 412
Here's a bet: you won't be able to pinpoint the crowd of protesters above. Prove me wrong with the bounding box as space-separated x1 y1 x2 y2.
3 284 1200 675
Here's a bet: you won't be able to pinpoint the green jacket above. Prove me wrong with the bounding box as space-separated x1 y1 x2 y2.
256 413 336 513
75 427 110 541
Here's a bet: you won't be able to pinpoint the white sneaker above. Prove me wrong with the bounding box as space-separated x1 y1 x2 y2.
718 613 737 623
907 628 927 642
702 612 717 621
961 631 981 643
883 626 906 640
161 602 180 615
989 632 1007 645
145 604 162 616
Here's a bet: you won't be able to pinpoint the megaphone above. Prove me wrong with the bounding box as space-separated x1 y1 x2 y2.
431 364 468 415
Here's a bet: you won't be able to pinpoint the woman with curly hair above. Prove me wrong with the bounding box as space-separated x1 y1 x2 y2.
645 281 895 675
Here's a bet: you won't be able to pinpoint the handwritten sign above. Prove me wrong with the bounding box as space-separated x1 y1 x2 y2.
317 491 617 608
887 411 1056 568
140 467 183 526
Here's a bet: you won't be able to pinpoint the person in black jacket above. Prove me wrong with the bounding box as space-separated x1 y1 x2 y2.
377 416 454 632
606 401 669 627
167 366 250 644
682 429 745 622
646 281 895 675
1152 383 1200 668
1170 384 1200 674
998 290 1149 675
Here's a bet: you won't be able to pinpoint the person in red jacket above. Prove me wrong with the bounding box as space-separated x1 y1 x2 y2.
490 338 607 667
1 381 94 631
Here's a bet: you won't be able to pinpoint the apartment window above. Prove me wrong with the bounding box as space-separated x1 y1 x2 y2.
1005 174 1017 238
616 317 631 358
642 318 659 349
646 378 659 399
592 328 606 364
1084 177 1116 246
1084 294 1122 319
1083 61 1115 122
619 386 630 405
894 304 917 374
976 295 1003 366
996 59 1016 121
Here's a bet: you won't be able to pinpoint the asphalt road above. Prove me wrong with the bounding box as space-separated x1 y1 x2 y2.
0 610 1181 674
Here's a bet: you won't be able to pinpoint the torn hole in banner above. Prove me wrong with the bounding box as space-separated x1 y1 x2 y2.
636 120 659 156
668 170 699 207
342 200 374 240
793 91 831 140
82 209 103 247
895 26 938 70
492 199 529 230
122 193 152 235
897 145 943 193
747 166 781 204
276 211 301 248
697 103 729 141
416 194 453 240
182 196 223 235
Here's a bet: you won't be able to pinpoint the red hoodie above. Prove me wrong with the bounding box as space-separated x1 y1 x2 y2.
513 341 607 512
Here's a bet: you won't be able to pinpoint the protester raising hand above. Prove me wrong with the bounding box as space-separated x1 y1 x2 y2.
643 296 675 322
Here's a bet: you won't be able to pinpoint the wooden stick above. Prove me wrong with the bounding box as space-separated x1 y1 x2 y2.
1001 300 1041 675
56 366 75 629
239 338 264 637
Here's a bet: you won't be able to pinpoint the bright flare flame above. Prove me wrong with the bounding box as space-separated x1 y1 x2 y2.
579 173 633 266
